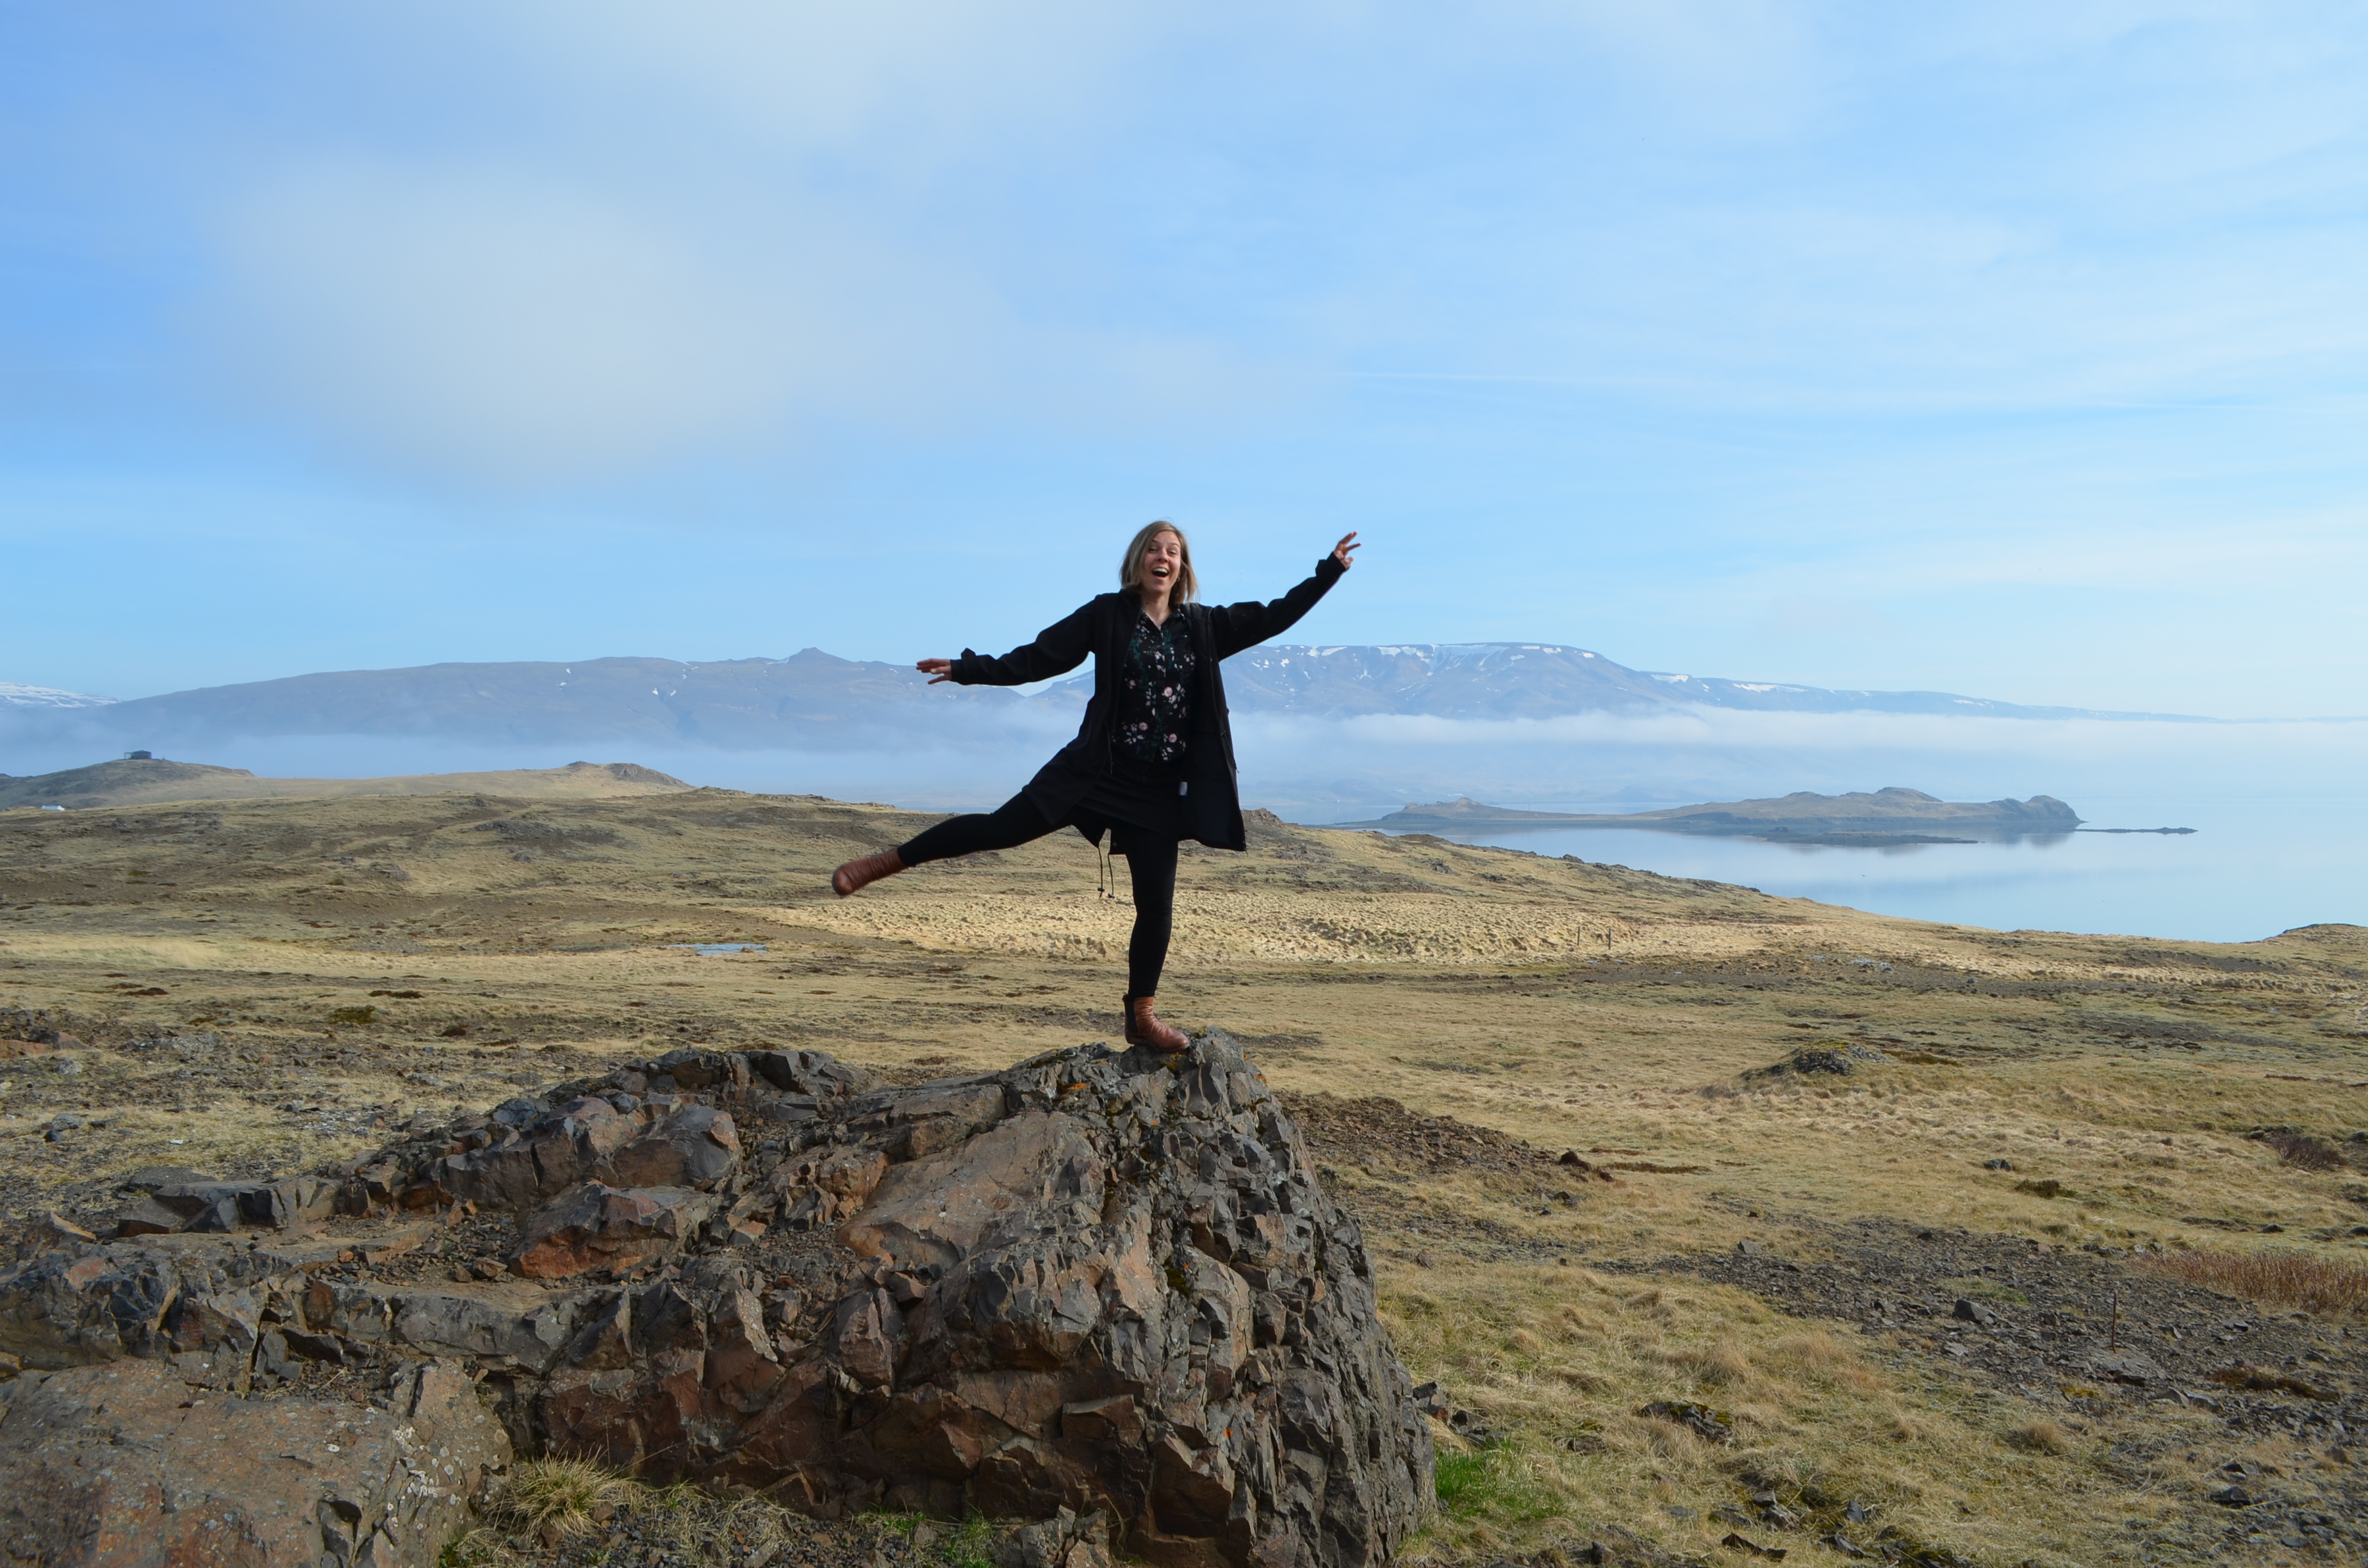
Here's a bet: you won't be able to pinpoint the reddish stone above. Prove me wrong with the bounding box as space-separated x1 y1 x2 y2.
0 1356 507 1568
509 1184 716 1280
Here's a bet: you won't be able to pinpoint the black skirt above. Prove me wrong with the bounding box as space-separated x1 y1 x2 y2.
1071 757 1187 853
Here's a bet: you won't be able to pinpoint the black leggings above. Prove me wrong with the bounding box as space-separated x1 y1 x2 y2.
898 796 1179 998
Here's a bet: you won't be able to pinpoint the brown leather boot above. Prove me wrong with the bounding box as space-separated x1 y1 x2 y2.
1123 994 1189 1053
830 849 905 897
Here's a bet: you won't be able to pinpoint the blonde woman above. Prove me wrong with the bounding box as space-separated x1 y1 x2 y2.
831 521 1360 1050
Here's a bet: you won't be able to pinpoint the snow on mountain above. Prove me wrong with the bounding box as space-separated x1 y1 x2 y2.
0 683 115 709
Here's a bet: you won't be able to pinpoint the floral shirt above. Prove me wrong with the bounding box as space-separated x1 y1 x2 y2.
1115 610 1196 769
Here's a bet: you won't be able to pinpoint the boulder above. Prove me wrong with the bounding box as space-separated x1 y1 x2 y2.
400 1098 747 1214
531 1036 1432 1566
111 1175 342 1237
0 1245 185 1366
0 1035 1429 1568
119 1164 217 1192
0 1355 508 1568
610 1104 742 1189
511 1184 719 1279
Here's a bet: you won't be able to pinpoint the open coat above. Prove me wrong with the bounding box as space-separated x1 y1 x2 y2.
948 554 1347 851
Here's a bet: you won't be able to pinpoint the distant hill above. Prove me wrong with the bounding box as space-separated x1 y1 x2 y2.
1353 788 2083 840
0 651 1054 753
0 757 689 810
0 644 2197 755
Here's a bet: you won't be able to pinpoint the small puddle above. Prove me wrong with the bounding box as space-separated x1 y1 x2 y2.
669 943 769 956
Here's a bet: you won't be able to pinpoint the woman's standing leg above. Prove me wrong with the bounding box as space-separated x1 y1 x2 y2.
831 793 1058 895
1120 837 1188 1050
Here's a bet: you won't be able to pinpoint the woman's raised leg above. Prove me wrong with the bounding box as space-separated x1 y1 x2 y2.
896 794 1060 865
832 792 1062 897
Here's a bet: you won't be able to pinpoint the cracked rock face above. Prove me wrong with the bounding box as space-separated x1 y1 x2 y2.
0 1035 1431 1568
0 1355 508 1568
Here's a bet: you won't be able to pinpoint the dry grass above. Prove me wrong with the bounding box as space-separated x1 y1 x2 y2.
2003 1420 2072 1456
2264 1129 2348 1172
2141 1246 2368 1316
489 1457 641 1542
463 1467 856 1568
1377 1260 2154 1566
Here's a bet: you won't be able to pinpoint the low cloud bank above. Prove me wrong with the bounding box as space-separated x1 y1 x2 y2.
1232 709 2368 821
7 706 2362 824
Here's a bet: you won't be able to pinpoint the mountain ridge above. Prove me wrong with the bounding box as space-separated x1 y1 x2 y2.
1212 642 2199 721
0 644 2205 753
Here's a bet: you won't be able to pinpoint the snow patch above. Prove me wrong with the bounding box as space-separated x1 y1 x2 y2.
0 683 115 708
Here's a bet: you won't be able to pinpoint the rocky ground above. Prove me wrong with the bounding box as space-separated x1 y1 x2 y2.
1658 1216 2367 1563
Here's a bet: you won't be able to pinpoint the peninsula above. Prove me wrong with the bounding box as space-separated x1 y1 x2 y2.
1344 786 2084 845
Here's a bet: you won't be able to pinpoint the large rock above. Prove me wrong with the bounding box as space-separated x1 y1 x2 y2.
511 1184 719 1279
111 1175 343 1237
0 1355 509 1568
427 1097 744 1212
0 1036 1431 1568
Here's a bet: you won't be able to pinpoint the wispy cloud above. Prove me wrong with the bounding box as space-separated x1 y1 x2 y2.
6 3 2368 716
139 3 2368 473
208 166 794 480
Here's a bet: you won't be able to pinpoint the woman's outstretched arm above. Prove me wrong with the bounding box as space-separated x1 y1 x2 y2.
1205 532 1360 661
919 600 1098 687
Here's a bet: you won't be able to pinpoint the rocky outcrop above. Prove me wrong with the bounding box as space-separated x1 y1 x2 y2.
0 1036 1431 1568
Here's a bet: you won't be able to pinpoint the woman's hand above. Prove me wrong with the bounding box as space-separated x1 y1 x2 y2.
1331 531 1361 569
917 657 954 685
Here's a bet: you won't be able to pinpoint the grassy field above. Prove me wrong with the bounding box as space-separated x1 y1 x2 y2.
3 787 2364 1565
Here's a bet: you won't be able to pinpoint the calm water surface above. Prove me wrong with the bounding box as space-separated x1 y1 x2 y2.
1347 796 2367 944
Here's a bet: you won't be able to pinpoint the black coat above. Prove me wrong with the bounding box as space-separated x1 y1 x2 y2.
949 555 1347 851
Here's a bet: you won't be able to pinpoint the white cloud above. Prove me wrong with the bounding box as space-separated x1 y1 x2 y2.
177 4 1299 484
129 1 2368 485
208 167 792 480
201 156 1290 484
481 0 1148 154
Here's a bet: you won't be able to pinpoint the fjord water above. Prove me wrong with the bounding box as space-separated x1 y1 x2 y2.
1360 795 2367 944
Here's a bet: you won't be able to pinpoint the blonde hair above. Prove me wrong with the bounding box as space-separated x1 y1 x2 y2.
1119 519 1197 605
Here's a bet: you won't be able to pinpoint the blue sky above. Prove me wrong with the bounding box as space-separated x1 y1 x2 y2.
5 2 2366 716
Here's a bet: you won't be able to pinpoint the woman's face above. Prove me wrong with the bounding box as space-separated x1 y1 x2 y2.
1139 530 1184 599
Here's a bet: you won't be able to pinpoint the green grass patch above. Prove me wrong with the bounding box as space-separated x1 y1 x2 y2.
939 1515 999 1568
1433 1444 1555 1523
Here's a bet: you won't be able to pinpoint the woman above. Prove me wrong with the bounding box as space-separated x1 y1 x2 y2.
830 522 1360 1051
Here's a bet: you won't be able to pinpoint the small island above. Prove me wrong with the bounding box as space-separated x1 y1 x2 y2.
1342 787 2094 846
